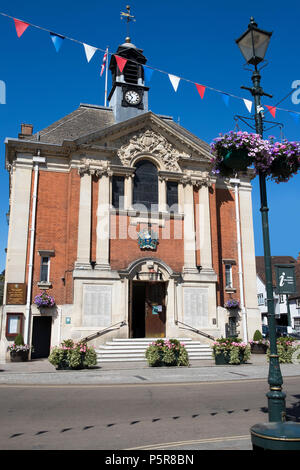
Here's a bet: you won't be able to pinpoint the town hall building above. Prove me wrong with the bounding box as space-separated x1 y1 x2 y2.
0 36 260 361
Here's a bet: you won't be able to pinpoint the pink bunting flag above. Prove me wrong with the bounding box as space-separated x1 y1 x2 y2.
115 55 127 73
14 18 29 38
195 83 206 99
265 105 276 118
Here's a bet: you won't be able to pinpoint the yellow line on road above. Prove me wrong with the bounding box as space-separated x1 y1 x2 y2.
126 434 251 450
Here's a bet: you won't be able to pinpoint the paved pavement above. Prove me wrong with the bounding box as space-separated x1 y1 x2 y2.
0 353 299 386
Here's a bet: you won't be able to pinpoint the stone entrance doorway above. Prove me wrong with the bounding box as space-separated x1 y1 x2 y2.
131 281 166 338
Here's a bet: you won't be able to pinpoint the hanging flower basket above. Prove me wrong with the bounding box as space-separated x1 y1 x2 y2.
210 131 300 183
223 148 253 171
224 299 240 309
34 291 55 308
268 140 300 183
210 131 267 175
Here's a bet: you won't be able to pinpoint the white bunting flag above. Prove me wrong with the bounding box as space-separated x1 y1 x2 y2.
168 74 180 92
243 99 253 113
83 43 97 63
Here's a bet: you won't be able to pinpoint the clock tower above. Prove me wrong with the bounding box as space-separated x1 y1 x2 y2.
108 37 149 123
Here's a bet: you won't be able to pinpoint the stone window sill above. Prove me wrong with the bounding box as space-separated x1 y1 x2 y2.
37 282 52 290
225 287 237 293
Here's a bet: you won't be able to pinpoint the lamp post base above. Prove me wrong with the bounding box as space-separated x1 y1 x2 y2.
251 422 300 451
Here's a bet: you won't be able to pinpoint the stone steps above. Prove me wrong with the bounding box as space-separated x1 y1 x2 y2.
95 337 213 363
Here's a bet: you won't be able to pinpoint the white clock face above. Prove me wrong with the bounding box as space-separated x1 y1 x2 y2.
125 90 141 105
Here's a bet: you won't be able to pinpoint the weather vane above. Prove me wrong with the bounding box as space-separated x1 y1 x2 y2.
120 5 136 42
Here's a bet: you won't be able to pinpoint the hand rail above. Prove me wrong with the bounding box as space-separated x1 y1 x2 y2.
80 321 127 343
175 320 215 341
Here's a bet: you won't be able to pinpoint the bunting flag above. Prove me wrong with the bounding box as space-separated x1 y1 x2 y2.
2 12 300 122
50 32 65 52
243 99 253 113
100 49 108 76
195 83 206 99
144 67 154 83
222 93 230 107
13 18 29 38
265 105 276 118
168 74 180 92
83 43 97 63
115 55 127 73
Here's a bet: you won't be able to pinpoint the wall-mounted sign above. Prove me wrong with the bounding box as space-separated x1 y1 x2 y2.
138 228 158 250
6 283 27 305
275 265 296 295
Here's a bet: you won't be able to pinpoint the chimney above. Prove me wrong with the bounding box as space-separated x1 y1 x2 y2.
18 123 33 139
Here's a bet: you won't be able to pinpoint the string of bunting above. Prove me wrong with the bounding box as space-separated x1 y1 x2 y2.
2 11 300 122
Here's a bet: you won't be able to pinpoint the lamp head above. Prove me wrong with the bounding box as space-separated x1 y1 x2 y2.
236 17 272 66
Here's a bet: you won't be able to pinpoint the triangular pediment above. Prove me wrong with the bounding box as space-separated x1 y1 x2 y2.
75 111 212 172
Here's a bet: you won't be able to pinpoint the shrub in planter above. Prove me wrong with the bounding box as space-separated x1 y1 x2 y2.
7 334 32 362
250 330 269 354
145 339 189 367
48 339 97 370
212 337 250 365
267 337 300 363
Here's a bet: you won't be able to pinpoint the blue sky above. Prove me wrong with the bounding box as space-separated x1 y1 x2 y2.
0 0 300 271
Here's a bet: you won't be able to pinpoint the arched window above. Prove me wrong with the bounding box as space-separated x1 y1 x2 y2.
133 160 158 210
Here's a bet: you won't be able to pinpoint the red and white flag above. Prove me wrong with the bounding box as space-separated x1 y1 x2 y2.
100 49 108 76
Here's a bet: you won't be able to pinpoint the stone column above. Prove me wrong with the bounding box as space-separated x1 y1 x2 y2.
183 182 198 273
5 164 32 285
96 172 111 270
178 182 184 214
76 171 91 268
159 177 167 212
198 184 213 272
124 174 133 210
239 182 259 317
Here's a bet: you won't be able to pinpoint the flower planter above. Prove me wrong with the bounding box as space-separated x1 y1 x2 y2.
214 352 230 365
214 351 247 365
10 350 29 362
223 149 252 171
251 343 268 354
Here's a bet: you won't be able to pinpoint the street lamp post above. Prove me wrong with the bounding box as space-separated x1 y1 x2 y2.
236 18 286 422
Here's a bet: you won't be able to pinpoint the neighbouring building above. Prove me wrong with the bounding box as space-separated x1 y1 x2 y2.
0 36 261 361
256 255 300 333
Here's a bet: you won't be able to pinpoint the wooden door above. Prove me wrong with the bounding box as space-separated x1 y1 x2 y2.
145 282 166 338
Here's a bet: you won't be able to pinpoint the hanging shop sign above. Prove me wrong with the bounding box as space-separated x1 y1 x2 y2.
275 264 296 295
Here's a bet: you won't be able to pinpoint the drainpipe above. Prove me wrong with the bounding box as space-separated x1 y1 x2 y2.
230 178 248 343
24 151 45 345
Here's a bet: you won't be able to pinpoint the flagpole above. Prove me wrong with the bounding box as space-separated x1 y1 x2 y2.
104 47 108 107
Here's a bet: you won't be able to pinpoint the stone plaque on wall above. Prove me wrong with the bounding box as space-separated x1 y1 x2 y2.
83 284 112 327
183 287 209 329
6 283 27 305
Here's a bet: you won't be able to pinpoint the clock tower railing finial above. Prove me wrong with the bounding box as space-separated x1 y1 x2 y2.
120 5 136 43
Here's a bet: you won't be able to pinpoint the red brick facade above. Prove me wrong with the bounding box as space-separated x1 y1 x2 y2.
29 169 80 305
